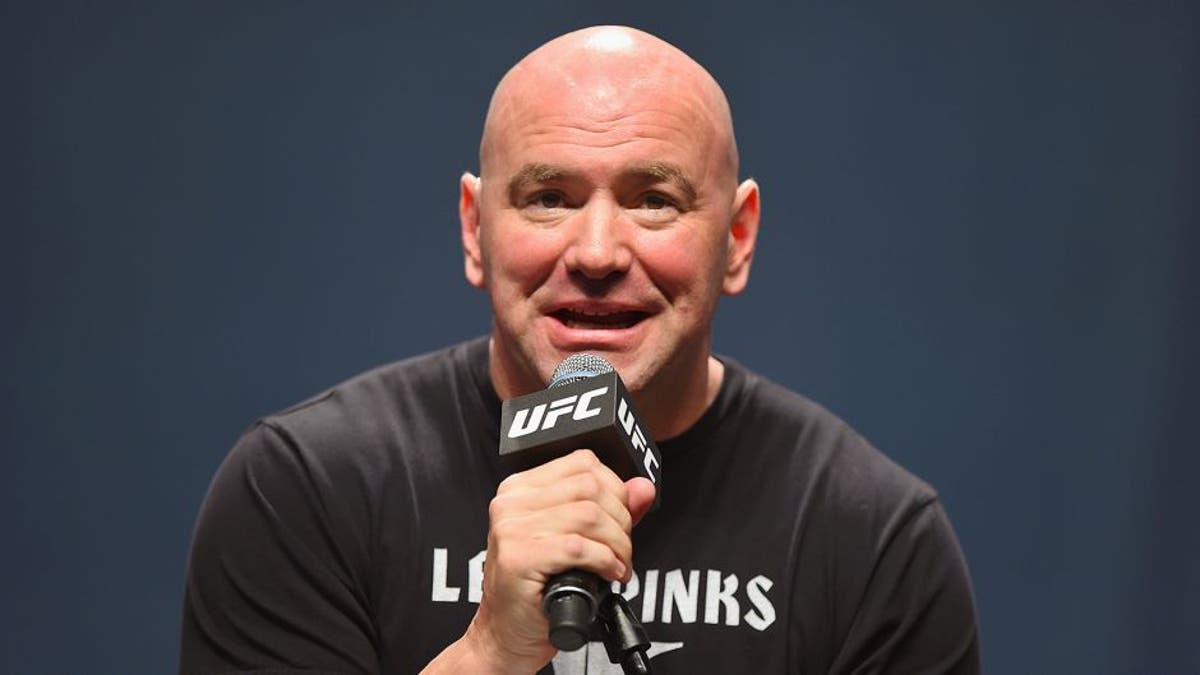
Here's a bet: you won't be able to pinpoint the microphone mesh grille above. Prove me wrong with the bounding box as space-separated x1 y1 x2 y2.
549 353 615 388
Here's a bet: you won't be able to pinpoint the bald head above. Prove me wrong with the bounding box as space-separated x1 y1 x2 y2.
479 26 739 185
458 26 762 417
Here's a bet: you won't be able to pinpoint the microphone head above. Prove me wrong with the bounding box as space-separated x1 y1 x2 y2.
549 353 615 388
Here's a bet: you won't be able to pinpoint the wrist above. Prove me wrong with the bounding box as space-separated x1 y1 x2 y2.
464 615 524 675
421 633 502 675
422 613 545 675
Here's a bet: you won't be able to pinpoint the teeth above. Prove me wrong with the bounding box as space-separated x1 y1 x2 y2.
565 319 635 329
557 308 643 329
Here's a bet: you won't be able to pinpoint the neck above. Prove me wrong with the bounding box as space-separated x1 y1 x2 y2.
486 336 725 442
638 355 724 441
486 337 538 403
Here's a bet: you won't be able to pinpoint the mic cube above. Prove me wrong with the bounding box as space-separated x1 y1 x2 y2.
499 371 662 509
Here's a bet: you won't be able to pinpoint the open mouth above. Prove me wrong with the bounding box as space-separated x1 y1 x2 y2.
551 308 648 330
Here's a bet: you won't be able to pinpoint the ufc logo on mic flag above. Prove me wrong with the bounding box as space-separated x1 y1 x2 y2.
507 387 609 438
499 371 662 507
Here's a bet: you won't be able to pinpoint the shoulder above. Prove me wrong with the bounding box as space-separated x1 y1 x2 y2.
265 339 481 438
723 361 979 668
221 338 490 491
727 360 938 517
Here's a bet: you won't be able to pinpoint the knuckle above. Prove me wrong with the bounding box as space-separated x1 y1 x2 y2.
496 473 519 494
574 472 601 498
487 494 509 522
563 533 587 560
573 448 600 468
574 501 603 528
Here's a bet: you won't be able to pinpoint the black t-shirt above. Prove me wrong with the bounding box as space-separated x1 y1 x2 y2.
181 338 980 674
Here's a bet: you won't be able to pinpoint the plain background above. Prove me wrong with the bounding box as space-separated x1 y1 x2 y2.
3 2 1197 673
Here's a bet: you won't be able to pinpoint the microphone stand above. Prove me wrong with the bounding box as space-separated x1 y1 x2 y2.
597 589 654 675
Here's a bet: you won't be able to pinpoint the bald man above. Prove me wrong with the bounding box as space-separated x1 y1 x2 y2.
181 27 980 675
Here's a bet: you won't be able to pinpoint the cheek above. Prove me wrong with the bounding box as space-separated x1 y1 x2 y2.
639 229 727 304
483 222 564 294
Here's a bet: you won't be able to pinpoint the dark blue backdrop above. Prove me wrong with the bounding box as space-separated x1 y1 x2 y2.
4 2 1197 673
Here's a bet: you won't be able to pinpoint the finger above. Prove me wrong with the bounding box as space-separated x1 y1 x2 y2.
493 495 634 565
492 471 633 532
541 532 628 582
625 477 657 526
498 449 624 496
529 500 633 569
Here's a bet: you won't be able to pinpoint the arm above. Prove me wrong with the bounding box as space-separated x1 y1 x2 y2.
423 450 657 675
830 499 981 674
179 423 377 675
182 428 652 675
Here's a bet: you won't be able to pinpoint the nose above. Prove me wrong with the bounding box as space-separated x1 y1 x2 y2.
563 195 632 280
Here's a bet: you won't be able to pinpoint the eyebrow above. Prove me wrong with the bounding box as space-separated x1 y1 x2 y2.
628 161 698 203
507 163 578 203
506 161 698 205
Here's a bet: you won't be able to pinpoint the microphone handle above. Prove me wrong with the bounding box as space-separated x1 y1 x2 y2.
543 569 603 651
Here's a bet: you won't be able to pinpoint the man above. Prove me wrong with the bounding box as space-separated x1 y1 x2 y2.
181 26 980 674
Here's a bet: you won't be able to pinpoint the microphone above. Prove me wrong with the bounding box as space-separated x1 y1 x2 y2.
498 354 663 651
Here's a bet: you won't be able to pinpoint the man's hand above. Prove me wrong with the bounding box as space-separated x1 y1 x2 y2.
424 449 656 674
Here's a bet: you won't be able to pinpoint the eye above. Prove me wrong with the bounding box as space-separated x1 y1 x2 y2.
529 191 566 209
642 193 672 210
631 192 680 225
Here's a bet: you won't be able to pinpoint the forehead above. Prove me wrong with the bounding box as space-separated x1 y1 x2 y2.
483 64 729 182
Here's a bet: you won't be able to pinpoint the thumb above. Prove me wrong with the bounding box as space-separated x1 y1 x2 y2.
624 477 657 526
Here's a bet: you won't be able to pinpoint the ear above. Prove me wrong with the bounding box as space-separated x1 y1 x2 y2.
460 171 486 289
723 178 760 295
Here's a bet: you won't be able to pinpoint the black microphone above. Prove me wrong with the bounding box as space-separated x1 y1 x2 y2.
498 354 662 652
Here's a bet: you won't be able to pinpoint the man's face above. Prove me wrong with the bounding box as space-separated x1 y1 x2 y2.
462 59 755 406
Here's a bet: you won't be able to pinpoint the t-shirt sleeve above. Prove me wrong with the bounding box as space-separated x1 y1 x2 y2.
829 498 981 675
179 422 379 675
